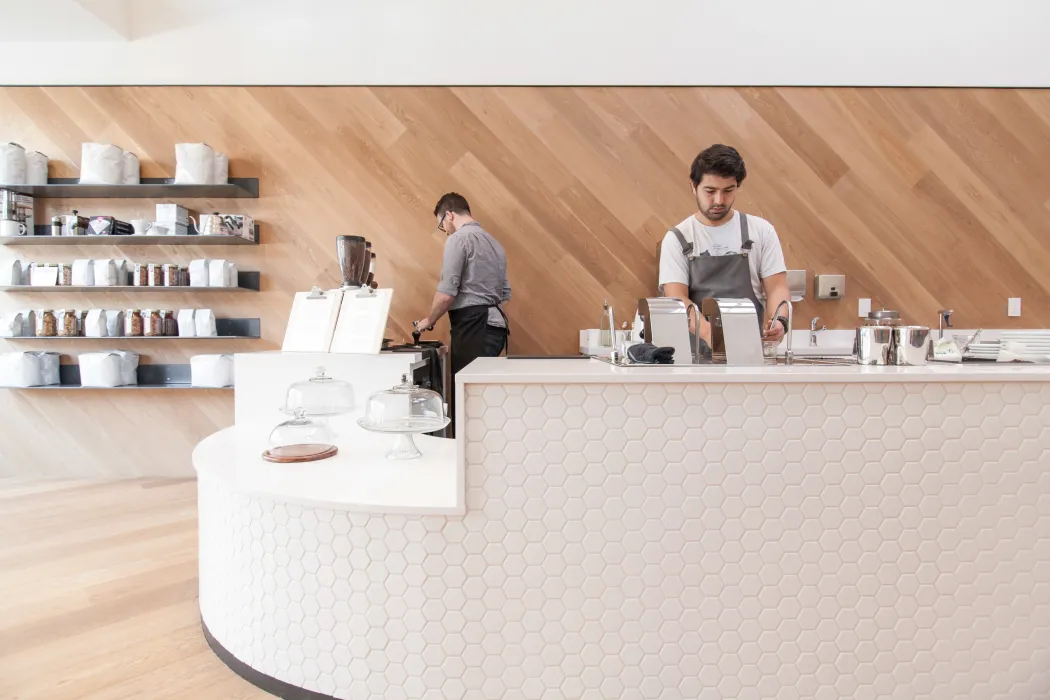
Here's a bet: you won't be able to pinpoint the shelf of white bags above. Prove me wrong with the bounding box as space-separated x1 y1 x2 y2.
0 177 258 199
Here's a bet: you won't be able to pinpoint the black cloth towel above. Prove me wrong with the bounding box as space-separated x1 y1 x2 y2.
627 343 675 364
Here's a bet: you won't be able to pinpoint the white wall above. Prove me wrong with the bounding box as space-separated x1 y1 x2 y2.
1 0 1048 87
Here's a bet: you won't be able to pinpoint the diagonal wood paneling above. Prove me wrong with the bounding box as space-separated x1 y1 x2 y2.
2 86 1050 476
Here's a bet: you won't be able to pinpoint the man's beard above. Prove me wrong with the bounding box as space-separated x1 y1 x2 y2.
701 205 730 221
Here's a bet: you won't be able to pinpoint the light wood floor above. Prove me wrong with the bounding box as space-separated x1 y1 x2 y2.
0 478 273 700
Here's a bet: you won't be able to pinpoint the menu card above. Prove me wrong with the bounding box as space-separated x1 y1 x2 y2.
329 289 393 354
281 288 344 352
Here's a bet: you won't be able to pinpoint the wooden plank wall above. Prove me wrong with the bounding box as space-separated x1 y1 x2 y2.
1 86 1049 476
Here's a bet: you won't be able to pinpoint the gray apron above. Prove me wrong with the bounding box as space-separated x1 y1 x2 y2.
671 213 765 337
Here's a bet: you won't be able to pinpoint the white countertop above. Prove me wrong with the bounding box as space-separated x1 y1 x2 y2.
458 357 1050 384
192 425 461 514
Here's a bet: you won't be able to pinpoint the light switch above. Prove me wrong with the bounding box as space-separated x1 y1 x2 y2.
1008 297 1022 317
858 298 872 318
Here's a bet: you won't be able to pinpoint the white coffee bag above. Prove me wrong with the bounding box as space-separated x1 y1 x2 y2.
93 259 118 286
177 309 197 337
72 259 94 286
194 308 217 337
190 354 235 388
25 151 48 185
0 313 23 337
84 309 108 337
105 310 124 337
189 259 210 287
79 143 124 185
79 352 123 387
0 352 41 387
0 259 22 286
174 143 215 185
122 151 139 185
0 142 27 183
208 259 228 287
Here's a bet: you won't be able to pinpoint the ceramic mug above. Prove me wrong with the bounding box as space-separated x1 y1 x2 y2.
130 218 154 235
0 220 27 237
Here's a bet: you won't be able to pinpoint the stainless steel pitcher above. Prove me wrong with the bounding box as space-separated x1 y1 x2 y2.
855 326 893 365
892 326 932 366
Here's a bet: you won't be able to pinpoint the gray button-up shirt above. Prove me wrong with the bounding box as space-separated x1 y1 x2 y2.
437 222 511 328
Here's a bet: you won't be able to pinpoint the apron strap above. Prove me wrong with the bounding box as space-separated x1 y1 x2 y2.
739 213 750 246
671 227 694 258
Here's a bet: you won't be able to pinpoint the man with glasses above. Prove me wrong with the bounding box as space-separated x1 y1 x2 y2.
416 192 511 385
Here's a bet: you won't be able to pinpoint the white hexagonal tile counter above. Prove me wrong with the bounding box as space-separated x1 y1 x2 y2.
199 379 1050 699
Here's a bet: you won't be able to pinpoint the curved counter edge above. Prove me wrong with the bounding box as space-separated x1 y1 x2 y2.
192 426 463 516
202 617 335 700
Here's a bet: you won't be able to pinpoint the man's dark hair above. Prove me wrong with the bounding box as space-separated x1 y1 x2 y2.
689 144 747 187
433 192 471 219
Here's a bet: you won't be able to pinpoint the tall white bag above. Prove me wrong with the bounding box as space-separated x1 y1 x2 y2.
92 259 118 286
122 152 140 185
71 259 94 286
208 259 228 287
32 351 61 385
0 313 23 337
177 309 196 337
213 152 228 184
79 143 125 185
194 309 217 337
174 143 215 185
105 310 125 337
189 259 210 287
0 259 21 286
84 310 108 337
112 350 139 385
20 310 35 337
0 143 27 183
25 151 48 185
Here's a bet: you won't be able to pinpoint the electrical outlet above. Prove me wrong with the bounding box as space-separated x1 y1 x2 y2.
1008 297 1022 317
858 298 872 318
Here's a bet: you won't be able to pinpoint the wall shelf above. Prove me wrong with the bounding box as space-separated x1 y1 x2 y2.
7 317 261 340
0 363 232 390
0 177 258 199
3 224 260 245
0 271 262 293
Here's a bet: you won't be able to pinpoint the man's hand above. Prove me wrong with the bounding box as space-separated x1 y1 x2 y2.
415 318 433 332
762 319 785 342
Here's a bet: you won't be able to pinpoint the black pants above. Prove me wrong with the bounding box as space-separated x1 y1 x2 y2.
482 324 508 357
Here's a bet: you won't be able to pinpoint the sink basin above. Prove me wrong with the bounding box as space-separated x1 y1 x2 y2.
775 355 858 366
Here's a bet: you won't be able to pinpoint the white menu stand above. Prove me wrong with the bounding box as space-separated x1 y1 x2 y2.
281 287 343 352
329 288 393 354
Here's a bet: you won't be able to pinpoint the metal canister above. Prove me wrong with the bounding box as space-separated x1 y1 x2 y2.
892 326 932 366
855 326 893 365
51 215 62 237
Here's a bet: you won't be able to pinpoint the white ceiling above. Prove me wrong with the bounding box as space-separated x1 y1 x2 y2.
0 0 1046 86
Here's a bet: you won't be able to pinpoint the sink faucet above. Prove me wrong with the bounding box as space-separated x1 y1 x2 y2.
938 309 953 340
810 316 827 347
770 300 793 365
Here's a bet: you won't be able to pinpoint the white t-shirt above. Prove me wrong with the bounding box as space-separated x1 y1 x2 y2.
658 210 787 303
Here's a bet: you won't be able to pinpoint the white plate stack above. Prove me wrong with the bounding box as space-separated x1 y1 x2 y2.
964 331 1050 363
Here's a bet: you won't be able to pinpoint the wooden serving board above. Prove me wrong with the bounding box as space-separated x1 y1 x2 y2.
262 444 338 463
